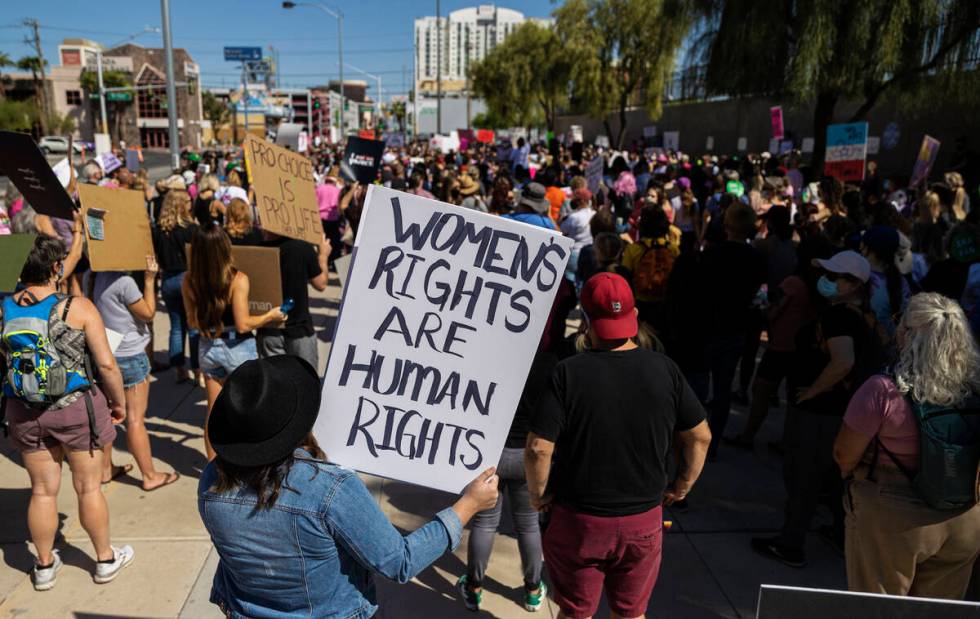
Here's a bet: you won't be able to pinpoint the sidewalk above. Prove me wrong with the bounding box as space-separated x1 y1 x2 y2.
0 278 845 618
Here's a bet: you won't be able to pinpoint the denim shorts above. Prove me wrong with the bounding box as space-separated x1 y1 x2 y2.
116 352 151 388
199 335 257 381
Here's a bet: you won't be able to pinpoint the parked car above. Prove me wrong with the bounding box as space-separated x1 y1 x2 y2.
38 136 84 155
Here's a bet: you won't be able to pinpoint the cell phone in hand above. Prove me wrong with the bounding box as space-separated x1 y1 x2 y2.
280 298 295 314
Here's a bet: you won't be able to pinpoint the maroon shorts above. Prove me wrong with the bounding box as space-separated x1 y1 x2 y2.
544 503 663 619
6 387 115 453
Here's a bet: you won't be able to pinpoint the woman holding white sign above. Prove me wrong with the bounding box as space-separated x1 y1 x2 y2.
182 224 286 459
199 356 499 619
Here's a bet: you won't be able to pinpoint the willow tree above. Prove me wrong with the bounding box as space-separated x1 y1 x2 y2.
469 21 571 132
555 0 699 148
690 0 980 170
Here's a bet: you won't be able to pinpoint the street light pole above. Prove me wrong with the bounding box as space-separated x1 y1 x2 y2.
282 2 345 142
160 0 180 170
96 50 109 135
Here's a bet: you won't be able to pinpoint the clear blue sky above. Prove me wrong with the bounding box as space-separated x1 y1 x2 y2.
0 0 556 98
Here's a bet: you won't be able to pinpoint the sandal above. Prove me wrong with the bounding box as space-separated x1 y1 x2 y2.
102 463 133 485
143 471 180 492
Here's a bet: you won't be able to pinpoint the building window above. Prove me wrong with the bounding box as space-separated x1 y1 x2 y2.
137 73 168 119
66 90 82 106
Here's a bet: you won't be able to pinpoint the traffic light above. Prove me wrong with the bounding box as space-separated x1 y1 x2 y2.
313 99 321 110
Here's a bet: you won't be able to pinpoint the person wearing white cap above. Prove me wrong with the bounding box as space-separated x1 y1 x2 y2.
753 249 881 568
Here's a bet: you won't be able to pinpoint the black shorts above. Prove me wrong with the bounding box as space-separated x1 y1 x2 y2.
756 349 794 383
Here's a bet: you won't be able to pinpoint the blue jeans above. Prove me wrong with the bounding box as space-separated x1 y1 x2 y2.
199 335 257 380
708 334 745 456
160 272 199 370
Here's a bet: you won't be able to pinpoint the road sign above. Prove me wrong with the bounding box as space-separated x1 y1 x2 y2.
89 92 133 102
223 47 262 62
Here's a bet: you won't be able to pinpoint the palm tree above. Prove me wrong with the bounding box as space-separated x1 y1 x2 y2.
0 52 13 101
17 55 47 133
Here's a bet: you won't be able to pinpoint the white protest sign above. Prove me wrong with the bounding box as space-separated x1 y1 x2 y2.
316 186 573 493
801 137 814 153
737 137 747 151
867 136 880 155
705 136 714 150
570 125 583 143
585 155 603 195
663 131 679 151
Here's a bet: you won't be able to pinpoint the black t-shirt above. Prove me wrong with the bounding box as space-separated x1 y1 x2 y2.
507 350 559 449
921 259 973 300
229 229 264 246
789 303 870 415
152 223 198 274
260 238 321 338
530 347 706 516
194 195 222 227
702 240 767 336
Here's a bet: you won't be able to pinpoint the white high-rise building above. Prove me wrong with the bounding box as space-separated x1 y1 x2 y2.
414 4 552 96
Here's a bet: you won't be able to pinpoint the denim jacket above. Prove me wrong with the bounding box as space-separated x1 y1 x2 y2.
198 450 463 618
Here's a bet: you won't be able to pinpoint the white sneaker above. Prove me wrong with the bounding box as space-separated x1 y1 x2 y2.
32 549 62 591
93 545 135 584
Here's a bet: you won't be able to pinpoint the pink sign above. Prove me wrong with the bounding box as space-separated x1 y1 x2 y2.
770 106 784 140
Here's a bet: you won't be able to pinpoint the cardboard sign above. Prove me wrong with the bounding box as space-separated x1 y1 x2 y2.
770 106 784 139
185 244 283 315
243 134 321 246
824 121 868 182
909 135 941 188
756 585 980 619
231 245 283 315
78 184 154 272
0 131 76 221
0 234 36 292
343 136 386 185
315 186 573 493
585 156 603 195
662 131 679 151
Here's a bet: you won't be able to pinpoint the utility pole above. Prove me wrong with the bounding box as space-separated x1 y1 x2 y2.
160 0 181 170
436 0 442 135
96 50 109 135
24 19 48 135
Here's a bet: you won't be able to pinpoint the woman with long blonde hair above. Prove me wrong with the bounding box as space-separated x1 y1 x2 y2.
152 189 201 384
945 172 970 222
223 198 262 245
182 224 285 458
834 292 980 598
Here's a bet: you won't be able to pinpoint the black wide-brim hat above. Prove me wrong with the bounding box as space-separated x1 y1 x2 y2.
208 355 321 467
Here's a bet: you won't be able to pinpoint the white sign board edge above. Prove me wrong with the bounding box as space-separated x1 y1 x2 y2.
315 185 573 494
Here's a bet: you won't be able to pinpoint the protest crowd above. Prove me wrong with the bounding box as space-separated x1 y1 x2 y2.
2 125 980 619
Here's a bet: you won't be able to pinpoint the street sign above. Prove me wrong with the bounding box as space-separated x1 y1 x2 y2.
223 47 262 62
89 92 133 102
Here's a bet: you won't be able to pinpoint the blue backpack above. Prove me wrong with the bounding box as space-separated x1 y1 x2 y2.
872 390 980 510
1 292 99 448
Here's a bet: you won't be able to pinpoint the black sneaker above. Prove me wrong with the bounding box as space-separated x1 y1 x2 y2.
750 537 806 568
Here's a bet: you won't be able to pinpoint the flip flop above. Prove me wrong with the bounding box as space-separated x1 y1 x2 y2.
102 463 133 485
143 472 180 492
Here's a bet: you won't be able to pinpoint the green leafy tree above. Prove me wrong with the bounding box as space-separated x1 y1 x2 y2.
388 99 406 133
555 0 698 148
469 21 571 132
79 69 132 141
690 0 980 170
0 99 37 131
202 90 231 141
470 110 510 130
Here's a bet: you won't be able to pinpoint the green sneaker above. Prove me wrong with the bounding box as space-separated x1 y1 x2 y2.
456 575 482 612
525 581 547 612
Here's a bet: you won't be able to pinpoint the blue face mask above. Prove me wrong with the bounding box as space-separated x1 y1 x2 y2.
817 275 838 298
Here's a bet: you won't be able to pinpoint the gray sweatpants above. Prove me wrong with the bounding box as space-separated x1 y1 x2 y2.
466 446 543 589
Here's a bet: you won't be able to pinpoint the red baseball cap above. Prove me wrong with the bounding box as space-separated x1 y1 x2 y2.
581 273 638 340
